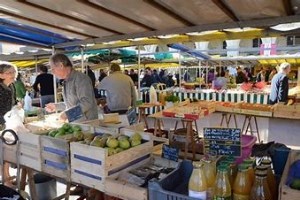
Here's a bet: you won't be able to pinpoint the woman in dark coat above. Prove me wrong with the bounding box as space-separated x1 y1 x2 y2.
0 61 17 187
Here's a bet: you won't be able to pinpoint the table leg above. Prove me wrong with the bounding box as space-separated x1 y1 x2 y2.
241 115 248 133
153 118 158 136
233 114 238 128
253 116 261 143
187 121 196 160
20 168 27 191
27 168 38 200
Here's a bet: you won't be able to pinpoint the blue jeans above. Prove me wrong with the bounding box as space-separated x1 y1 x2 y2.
40 95 55 108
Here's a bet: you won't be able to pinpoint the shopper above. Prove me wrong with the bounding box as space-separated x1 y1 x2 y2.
141 67 155 87
14 73 26 100
85 65 96 88
129 69 138 86
268 68 277 82
236 67 247 84
32 64 55 107
45 53 98 122
0 61 17 187
98 69 107 83
99 63 136 114
256 68 267 82
269 62 291 105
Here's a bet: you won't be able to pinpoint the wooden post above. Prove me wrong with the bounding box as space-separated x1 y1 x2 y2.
297 67 300 86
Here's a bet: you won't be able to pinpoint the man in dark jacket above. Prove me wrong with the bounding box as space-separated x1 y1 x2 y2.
269 62 291 105
33 64 55 107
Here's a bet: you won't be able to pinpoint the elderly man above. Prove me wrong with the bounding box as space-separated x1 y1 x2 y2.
269 62 291 105
99 63 136 114
45 53 98 121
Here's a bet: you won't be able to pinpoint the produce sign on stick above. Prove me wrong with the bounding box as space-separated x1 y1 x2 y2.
65 105 83 122
203 128 241 156
162 144 179 162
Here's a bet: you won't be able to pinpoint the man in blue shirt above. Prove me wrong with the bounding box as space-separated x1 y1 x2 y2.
269 62 291 105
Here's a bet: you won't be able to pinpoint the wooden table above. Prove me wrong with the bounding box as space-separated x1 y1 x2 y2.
137 103 162 129
148 108 212 160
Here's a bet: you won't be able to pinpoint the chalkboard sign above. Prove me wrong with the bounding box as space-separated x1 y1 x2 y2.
126 107 138 125
65 105 83 122
162 144 179 162
203 128 241 156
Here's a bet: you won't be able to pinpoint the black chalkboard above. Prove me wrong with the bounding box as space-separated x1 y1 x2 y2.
203 128 241 156
65 105 83 122
162 144 179 162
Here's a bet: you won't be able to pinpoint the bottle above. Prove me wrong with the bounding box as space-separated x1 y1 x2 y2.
202 158 216 199
260 159 277 198
243 158 255 186
213 165 231 200
226 156 238 188
149 86 157 104
250 166 272 200
24 91 32 111
233 164 252 200
188 161 207 199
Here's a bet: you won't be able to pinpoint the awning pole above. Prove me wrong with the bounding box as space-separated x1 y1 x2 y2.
52 46 57 104
206 61 208 85
178 51 182 89
81 46 85 73
35 56 38 74
137 45 141 99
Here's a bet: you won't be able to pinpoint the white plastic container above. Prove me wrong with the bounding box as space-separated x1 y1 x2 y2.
24 91 32 111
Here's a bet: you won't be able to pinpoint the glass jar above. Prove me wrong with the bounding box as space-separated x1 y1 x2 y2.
188 161 207 199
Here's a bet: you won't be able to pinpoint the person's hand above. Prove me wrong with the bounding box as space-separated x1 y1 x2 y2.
59 112 67 122
45 103 56 113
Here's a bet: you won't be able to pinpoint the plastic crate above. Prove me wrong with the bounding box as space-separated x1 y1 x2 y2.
236 135 257 163
148 160 199 200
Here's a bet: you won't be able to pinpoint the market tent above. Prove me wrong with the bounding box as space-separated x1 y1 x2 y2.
11 59 48 68
0 0 299 53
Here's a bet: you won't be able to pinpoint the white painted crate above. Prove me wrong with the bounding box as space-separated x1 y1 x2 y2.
70 131 153 191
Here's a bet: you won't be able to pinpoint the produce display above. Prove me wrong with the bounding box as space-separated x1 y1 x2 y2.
237 102 273 112
84 132 143 156
47 123 144 156
47 123 85 141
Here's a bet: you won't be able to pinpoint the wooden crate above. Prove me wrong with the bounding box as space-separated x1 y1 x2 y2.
215 105 235 113
105 155 178 200
273 110 300 119
40 136 70 179
279 150 300 200
70 131 153 191
121 128 168 154
79 119 123 135
1 130 42 171
40 123 93 179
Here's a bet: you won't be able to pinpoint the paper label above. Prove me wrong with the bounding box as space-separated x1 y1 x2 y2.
233 193 249 200
189 190 207 199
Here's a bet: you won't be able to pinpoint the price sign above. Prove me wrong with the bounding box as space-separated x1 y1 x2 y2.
65 105 83 122
203 128 241 156
162 144 179 162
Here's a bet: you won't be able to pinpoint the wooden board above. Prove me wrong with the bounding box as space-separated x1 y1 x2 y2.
1 131 41 171
40 136 70 180
240 109 273 117
279 150 300 200
104 155 178 200
273 111 300 119
70 130 153 191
